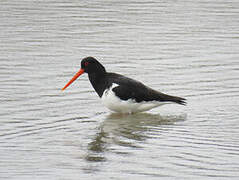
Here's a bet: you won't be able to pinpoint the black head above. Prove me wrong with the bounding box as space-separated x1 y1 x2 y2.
62 57 106 90
81 57 106 74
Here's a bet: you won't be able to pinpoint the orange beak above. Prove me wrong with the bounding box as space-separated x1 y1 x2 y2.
62 68 84 90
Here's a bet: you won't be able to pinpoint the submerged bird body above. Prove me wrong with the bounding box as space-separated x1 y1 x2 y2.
62 57 186 113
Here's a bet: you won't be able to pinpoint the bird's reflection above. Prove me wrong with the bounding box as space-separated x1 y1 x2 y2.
85 112 186 162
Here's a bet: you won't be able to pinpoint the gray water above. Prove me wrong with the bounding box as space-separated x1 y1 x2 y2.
1 0 239 179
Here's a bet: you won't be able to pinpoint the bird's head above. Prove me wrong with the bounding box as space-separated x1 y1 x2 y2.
62 57 105 90
81 57 105 74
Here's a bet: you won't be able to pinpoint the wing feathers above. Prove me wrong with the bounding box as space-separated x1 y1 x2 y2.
108 73 186 105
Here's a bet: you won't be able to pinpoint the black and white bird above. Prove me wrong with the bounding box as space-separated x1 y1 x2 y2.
62 57 186 113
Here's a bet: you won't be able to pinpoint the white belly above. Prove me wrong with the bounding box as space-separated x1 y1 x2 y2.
101 83 169 113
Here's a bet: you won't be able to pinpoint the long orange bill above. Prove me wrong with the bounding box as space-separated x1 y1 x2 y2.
62 68 84 90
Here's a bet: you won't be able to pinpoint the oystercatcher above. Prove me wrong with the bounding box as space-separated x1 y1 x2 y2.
62 57 186 113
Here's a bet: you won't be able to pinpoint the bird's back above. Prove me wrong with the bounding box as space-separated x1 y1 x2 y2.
106 72 186 105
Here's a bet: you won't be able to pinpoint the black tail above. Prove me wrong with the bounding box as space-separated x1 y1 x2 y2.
156 91 186 105
170 96 186 105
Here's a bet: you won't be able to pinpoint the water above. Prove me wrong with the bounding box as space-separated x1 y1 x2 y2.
0 0 239 179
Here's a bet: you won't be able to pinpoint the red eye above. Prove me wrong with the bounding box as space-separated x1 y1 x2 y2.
85 62 89 66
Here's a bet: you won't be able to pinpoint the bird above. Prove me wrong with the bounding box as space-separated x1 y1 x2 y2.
62 57 186 114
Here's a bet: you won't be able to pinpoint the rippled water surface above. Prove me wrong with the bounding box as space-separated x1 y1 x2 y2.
1 0 239 179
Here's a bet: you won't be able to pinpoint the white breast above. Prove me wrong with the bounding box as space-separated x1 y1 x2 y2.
101 83 169 113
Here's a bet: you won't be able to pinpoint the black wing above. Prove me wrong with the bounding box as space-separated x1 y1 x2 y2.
107 73 186 105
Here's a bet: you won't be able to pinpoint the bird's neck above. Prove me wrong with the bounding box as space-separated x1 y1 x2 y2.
88 72 108 97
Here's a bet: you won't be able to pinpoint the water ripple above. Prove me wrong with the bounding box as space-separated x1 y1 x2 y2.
1 0 239 179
